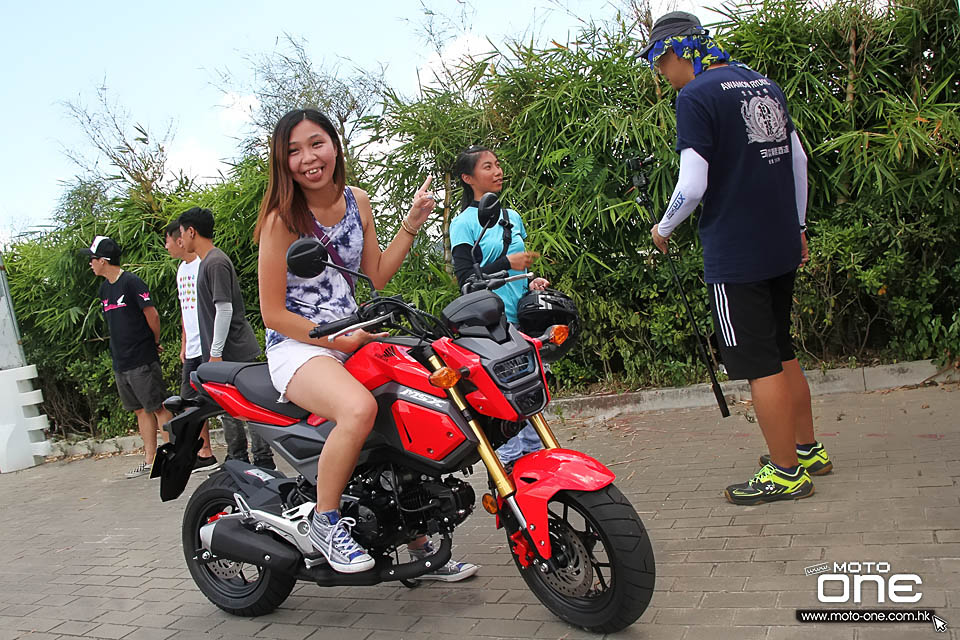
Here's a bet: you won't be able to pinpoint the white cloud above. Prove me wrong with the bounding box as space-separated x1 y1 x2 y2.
217 92 259 136
165 136 232 184
418 31 493 89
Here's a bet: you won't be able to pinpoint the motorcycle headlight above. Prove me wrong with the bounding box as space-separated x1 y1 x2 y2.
492 351 537 384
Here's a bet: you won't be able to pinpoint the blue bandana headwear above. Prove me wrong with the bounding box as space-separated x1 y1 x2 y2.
646 33 730 76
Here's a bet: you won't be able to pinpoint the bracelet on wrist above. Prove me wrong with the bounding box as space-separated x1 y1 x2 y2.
400 219 419 236
799 224 808 232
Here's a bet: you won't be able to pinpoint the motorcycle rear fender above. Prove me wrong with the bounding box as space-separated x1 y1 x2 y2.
154 398 224 502
502 448 615 558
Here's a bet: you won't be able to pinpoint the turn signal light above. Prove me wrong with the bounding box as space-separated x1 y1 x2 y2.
547 324 569 345
428 366 461 389
481 493 499 514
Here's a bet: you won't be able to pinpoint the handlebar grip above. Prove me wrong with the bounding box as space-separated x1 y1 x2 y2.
309 314 360 339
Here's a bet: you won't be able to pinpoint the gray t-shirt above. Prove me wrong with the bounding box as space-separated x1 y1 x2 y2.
196 247 261 363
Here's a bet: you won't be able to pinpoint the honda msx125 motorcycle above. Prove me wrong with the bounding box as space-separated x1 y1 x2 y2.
153 194 655 633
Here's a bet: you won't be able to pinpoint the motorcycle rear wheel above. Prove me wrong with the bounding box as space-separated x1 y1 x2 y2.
511 484 655 633
182 472 297 616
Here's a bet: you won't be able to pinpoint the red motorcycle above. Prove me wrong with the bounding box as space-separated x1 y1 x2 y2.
154 195 655 633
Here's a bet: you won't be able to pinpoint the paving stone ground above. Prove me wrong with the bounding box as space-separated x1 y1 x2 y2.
2 384 959 640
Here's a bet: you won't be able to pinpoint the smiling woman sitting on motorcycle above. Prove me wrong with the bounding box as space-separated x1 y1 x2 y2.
254 108 477 580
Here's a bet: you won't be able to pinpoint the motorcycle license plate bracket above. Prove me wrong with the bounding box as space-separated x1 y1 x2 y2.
499 448 615 560
154 403 223 501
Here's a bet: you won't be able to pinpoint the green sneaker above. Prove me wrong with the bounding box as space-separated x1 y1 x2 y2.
759 442 833 476
725 463 814 505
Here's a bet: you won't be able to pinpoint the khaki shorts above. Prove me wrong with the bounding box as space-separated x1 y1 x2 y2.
115 361 169 413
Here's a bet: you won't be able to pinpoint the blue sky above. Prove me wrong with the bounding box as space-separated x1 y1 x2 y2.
0 0 709 240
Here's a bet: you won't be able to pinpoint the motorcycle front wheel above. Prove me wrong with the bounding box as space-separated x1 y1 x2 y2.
182 472 296 616
510 484 655 633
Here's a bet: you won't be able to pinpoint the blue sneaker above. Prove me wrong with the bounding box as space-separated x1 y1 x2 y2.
309 510 375 573
409 540 479 582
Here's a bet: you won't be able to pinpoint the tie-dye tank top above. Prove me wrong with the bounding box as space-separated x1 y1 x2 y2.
265 187 364 350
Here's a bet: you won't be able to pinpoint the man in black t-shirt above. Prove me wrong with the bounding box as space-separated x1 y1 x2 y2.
83 236 172 479
179 208 275 469
640 13 832 505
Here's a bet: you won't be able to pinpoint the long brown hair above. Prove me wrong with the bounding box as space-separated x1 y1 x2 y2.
254 109 346 243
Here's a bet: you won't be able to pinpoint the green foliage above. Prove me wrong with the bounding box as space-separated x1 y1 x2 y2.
719 0 960 363
5 0 959 438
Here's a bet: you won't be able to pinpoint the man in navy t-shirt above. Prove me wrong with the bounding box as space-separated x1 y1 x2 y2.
83 235 172 479
640 12 832 505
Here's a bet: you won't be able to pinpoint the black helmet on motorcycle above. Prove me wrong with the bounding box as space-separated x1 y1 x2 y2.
517 288 580 363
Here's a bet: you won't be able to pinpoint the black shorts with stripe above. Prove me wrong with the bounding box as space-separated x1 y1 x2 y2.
708 270 796 381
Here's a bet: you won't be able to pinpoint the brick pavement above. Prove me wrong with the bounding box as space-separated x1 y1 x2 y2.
1 384 958 639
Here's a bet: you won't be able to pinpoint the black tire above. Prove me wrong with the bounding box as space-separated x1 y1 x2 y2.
509 484 655 633
181 472 297 616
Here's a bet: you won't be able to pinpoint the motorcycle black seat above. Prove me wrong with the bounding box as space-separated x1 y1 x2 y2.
196 362 309 420
195 361 252 385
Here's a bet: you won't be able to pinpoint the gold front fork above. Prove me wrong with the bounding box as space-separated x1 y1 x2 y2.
529 412 561 449
427 356 516 498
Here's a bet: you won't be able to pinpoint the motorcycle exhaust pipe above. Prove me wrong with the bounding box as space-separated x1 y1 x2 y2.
298 535 453 586
200 517 302 575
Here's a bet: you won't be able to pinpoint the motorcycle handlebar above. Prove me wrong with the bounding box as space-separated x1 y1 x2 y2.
307 295 448 343
308 314 361 339
462 272 533 294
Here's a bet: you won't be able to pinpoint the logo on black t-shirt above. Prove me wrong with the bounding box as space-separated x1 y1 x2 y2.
102 294 127 312
740 95 788 144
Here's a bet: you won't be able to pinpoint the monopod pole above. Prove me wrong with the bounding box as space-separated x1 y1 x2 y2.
630 158 730 418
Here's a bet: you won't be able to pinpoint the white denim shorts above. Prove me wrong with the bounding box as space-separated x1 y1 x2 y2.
266 338 350 402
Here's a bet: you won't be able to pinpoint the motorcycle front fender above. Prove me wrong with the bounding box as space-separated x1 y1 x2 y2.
504 448 615 559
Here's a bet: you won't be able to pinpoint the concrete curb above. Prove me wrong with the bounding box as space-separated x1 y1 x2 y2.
46 358 958 459
546 359 957 420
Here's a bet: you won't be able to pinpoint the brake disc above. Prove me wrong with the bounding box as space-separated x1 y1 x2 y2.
207 559 243 580
540 519 594 597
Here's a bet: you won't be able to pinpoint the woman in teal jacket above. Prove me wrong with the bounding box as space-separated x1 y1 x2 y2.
449 145 548 465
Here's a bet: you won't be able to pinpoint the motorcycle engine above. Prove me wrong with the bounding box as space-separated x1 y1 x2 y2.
341 465 475 551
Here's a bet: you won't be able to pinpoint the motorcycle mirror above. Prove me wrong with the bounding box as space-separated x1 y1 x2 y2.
467 192 503 281
286 237 329 279
477 192 501 230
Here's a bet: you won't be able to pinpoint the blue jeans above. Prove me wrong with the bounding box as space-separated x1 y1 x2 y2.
496 423 543 465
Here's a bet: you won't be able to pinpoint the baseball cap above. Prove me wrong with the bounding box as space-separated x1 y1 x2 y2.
637 11 706 59
81 235 121 263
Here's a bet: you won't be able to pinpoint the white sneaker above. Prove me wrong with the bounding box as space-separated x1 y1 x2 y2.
308 510 375 574
125 462 151 479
